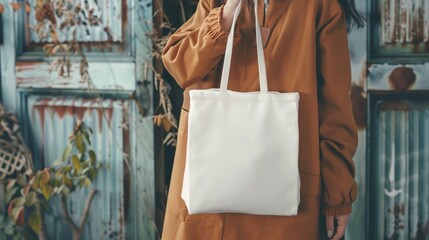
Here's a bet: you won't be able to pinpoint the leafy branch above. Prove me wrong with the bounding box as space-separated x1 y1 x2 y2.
1 122 106 240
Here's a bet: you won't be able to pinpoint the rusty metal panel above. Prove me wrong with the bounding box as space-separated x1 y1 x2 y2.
370 0 429 61
381 0 429 44
16 62 135 91
372 101 429 240
26 96 133 240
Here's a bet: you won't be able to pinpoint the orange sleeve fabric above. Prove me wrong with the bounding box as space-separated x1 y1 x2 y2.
316 0 358 217
162 1 241 89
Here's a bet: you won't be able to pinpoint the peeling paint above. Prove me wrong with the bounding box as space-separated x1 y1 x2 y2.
26 0 125 43
382 0 429 44
368 63 429 90
16 62 135 91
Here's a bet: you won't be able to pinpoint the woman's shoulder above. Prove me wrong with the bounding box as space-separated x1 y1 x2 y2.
312 0 343 31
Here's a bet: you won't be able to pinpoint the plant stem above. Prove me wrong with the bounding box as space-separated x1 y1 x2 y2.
78 189 97 232
60 195 78 233
60 190 98 240
36 204 48 240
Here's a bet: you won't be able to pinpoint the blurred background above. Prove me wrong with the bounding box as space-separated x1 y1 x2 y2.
0 0 428 239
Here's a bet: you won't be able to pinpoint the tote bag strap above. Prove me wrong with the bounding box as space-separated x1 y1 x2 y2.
220 0 268 94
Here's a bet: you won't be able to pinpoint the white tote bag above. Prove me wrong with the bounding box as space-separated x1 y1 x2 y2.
181 0 300 216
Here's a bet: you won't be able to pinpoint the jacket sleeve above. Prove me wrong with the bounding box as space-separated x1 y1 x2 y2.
316 0 358 217
162 0 241 89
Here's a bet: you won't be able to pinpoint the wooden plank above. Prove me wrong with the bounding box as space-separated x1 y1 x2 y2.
0 2 17 112
127 0 156 238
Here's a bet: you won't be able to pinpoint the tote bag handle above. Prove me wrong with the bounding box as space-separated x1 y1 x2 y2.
220 0 268 94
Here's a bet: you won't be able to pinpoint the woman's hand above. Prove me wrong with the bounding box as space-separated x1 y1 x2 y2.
221 0 241 32
326 214 350 240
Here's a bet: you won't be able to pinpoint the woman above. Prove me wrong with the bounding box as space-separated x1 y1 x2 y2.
161 0 364 239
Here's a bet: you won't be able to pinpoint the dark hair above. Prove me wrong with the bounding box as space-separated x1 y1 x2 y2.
338 0 366 32
219 0 365 38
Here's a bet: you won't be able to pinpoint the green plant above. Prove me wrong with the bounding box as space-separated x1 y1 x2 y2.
1 122 106 240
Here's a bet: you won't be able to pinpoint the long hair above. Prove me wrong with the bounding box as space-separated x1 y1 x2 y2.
219 0 365 40
338 0 366 31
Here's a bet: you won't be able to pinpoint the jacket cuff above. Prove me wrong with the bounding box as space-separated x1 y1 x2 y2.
203 5 241 48
322 202 353 216
204 6 228 43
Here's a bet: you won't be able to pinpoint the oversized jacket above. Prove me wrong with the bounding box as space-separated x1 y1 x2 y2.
161 0 358 239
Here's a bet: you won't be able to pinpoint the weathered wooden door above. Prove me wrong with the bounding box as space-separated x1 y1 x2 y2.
0 0 156 239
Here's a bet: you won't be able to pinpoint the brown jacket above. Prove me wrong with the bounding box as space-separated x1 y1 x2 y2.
161 0 358 238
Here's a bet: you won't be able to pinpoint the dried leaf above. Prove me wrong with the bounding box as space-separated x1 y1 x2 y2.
42 170 51 184
163 132 177 146
43 4 56 24
60 21 68 30
35 7 45 21
43 44 54 56
50 28 59 42
52 44 62 54
36 0 43 8
10 206 24 224
162 117 172 132
153 115 163 127
10 3 21 11
25 3 31 13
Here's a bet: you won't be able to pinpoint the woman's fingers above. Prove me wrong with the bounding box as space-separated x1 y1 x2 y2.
222 0 241 32
326 215 335 239
330 214 350 240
